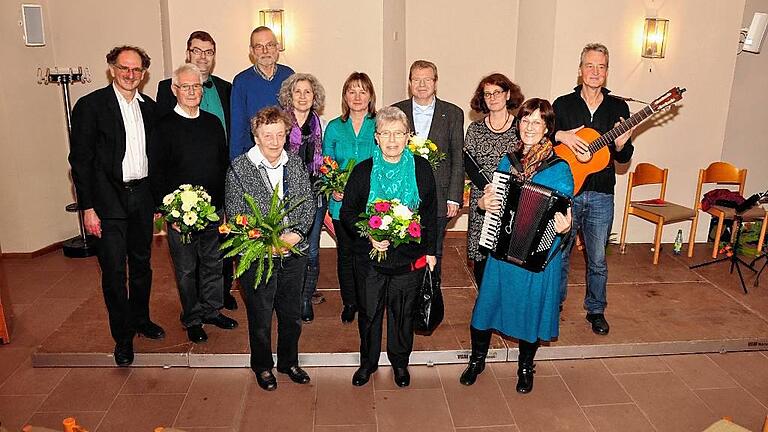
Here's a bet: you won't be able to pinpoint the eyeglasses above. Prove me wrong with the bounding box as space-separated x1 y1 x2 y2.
189 47 215 57
252 42 278 52
113 64 145 75
483 89 506 99
520 118 545 129
377 131 409 140
411 78 435 85
174 83 203 93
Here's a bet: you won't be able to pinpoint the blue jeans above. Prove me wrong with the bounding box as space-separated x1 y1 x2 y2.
560 191 614 314
303 196 327 301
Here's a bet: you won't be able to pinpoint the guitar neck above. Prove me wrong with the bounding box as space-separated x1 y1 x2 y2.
588 105 655 153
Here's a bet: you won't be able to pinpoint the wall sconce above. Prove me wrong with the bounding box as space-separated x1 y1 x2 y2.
642 18 669 58
259 9 285 51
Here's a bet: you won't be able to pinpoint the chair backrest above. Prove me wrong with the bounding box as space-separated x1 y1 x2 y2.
629 162 668 200
693 161 748 211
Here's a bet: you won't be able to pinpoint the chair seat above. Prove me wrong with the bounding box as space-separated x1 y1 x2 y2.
632 202 696 223
709 204 767 221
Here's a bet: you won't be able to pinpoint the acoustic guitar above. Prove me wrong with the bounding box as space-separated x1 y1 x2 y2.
554 87 685 193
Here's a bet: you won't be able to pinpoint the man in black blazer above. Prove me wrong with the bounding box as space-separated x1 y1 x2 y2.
69 45 165 367
393 60 464 278
156 31 237 310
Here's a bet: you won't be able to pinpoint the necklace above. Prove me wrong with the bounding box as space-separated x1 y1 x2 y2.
488 110 510 132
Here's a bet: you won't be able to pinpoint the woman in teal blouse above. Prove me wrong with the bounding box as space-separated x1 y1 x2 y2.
323 72 377 323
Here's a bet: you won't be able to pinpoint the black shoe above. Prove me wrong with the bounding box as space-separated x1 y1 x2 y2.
393 367 410 387
586 313 610 335
136 321 165 340
255 369 277 391
223 292 238 311
352 367 375 386
301 298 314 322
203 313 239 330
341 304 357 323
114 339 134 367
516 364 536 394
459 360 486 386
186 325 208 343
277 365 311 384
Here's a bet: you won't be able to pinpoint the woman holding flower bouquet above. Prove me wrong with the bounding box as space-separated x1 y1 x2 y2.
340 106 437 388
460 98 573 394
224 107 315 391
278 72 328 322
323 72 378 323
464 73 525 287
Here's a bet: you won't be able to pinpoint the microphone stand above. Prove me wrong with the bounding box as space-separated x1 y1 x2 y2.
748 195 768 287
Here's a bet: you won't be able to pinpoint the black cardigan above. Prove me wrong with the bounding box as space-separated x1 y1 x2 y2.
340 156 437 274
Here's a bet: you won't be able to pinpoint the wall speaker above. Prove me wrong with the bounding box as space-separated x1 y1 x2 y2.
743 12 767 54
21 4 45 47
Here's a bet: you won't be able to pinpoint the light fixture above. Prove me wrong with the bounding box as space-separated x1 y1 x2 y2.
259 9 285 51
642 18 669 58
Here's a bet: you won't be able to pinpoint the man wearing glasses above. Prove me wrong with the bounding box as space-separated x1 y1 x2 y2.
149 64 237 344
393 60 464 281
230 26 294 160
156 30 238 311
69 46 164 366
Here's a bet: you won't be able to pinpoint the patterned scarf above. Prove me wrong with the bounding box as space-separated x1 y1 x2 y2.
520 138 554 180
367 146 420 209
287 110 323 175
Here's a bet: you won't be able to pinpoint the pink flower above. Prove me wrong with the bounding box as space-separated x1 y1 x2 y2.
368 215 383 229
374 201 391 213
407 222 421 238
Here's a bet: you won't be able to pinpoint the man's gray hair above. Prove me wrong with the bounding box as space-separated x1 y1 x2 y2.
375 106 409 131
579 43 610 68
172 63 203 85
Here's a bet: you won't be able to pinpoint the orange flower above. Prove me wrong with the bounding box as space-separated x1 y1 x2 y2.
319 165 330 175
218 223 232 234
247 228 262 239
235 215 248 226
323 155 332 165
330 160 339 170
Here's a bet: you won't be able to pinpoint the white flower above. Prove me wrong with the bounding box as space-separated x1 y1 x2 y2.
170 209 181 218
179 184 192 191
418 147 430 155
380 215 393 230
162 193 175 206
183 212 198 226
180 190 199 206
410 136 426 146
200 191 211 202
181 202 193 212
392 204 413 220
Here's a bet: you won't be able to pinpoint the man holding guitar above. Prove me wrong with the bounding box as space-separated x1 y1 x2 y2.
553 43 635 336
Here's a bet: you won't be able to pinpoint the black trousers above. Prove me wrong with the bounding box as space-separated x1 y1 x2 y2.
96 180 154 343
333 219 358 306
434 215 450 280
355 257 424 369
239 255 307 372
167 223 223 327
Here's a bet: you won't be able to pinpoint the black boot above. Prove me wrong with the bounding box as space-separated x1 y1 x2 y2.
460 327 492 386
516 339 539 394
301 263 320 322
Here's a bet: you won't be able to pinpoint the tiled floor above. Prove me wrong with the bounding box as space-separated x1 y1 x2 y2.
1 239 768 431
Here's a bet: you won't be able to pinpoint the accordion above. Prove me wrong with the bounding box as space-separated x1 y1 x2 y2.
478 171 571 272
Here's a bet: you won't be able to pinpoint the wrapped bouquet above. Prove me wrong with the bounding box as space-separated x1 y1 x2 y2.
315 156 355 199
407 136 446 170
157 184 220 244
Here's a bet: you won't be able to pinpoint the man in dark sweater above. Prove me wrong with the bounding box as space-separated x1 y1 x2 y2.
149 63 237 344
553 43 635 336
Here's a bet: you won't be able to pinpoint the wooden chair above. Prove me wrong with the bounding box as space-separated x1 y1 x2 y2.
619 163 695 264
688 162 768 259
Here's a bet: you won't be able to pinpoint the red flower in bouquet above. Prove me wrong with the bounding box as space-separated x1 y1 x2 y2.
368 215 383 229
407 221 422 238
374 201 391 213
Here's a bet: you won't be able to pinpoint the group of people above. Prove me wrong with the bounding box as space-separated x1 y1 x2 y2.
68 23 633 395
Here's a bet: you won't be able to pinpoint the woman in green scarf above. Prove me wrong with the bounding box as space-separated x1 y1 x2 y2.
340 106 438 388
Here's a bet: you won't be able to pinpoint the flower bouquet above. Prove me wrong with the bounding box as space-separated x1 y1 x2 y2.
219 188 305 286
354 198 422 262
315 156 355 199
407 136 445 169
156 184 220 244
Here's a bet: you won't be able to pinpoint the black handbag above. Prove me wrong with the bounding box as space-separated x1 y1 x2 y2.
414 268 444 334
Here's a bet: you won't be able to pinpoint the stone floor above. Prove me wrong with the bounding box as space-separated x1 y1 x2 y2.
1 238 767 431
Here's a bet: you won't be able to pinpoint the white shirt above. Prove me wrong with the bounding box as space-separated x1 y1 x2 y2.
412 97 436 138
246 146 289 198
113 83 148 181
173 104 200 119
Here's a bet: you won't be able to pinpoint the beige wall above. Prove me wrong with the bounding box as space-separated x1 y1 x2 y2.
1 0 764 252
723 0 768 194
